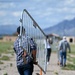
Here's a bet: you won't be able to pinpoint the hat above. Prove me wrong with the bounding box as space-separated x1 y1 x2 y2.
63 36 66 39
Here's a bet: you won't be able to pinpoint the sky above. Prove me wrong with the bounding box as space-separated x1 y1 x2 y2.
0 0 75 29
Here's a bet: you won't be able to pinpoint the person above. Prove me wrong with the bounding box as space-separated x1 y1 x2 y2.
58 36 71 67
46 36 52 65
13 26 37 75
30 38 37 63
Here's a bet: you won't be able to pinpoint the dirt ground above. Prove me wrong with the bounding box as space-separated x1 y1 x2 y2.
0 53 75 75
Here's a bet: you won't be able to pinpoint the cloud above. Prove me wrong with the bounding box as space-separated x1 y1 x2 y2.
64 0 74 5
0 11 6 16
71 8 75 13
1 19 12 25
12 11 21 17
0 15 20 25
0 0 25 2
64 15 75 20
0 2 15 9
0 0 75 28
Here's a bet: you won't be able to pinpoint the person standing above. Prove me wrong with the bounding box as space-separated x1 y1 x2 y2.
59 36 71 67
13 26 36 75
46 36 52 65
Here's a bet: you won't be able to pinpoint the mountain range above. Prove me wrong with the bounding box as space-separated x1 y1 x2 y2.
0 25 18 35
0 18 75 36
43 18 75 36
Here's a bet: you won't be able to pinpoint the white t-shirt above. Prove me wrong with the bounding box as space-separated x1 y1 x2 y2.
46 40 51 48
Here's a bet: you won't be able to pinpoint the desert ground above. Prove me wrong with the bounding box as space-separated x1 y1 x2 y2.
0 52 75 75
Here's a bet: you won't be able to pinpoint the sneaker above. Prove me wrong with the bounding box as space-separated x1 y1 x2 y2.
57 61 60 65
60 65 63 67
60 63 63 67
63 64 66 67
47 62 49 65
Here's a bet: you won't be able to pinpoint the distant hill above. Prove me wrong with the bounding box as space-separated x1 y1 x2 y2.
0 25 18 35
0 18 75 36
43 18 75 36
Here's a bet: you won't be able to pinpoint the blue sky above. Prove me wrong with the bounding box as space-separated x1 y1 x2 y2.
0 0 75 29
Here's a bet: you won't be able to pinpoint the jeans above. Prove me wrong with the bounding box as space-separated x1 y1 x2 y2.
47 48 51 62
17 63 33 75
60 50 67 66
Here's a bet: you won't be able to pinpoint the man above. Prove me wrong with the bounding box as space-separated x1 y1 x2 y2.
13 26 37 75
59 36 71 67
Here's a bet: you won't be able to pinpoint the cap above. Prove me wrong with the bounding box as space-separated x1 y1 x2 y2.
63 36 66 39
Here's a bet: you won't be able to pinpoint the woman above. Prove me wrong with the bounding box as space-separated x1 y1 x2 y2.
46 36 52 65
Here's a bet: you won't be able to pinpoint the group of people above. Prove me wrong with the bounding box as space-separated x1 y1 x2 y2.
46 36 71 67
13 26 71 75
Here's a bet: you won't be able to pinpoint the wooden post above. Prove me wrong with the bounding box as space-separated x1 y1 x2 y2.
40 69 42 75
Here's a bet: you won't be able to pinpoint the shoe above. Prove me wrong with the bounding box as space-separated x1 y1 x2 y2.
47 62 49 65
60 63 63 67
57 61 60 65
60 64 63 67
63 64 66 67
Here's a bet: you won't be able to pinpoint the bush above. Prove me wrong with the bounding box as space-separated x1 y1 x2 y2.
4 73 8 75
0 61 4 64
0 56 10 61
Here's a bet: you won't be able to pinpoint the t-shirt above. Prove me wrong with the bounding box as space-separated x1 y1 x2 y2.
46 40 51 48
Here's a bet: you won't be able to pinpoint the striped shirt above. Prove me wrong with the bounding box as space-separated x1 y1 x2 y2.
13 35 28 66
30 39 37 50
